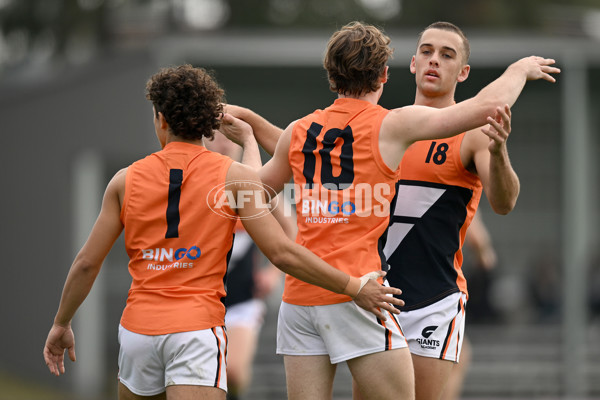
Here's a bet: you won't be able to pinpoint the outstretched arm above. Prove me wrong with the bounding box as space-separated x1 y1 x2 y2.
386 56 560 145
228 162 403 320
224 104 283 156
43 169 125 376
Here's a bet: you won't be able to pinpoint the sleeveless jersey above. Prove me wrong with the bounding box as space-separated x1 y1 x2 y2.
383 133 483 310
284 97 395 306
120 141 237 335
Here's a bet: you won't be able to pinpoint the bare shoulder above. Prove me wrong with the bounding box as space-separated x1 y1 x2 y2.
271 120 296 155
112 167 128 182
106 167 128 202
280 120 297 140
106 167 128 191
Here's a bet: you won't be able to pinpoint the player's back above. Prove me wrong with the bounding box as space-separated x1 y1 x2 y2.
285 98 395 306
120 142 237 334
384 133 483 310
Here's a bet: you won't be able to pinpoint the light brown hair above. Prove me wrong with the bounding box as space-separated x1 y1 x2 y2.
324 21 393 96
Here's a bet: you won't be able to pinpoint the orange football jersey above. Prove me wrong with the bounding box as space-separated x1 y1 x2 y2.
120 142 237 335
284 98 395 306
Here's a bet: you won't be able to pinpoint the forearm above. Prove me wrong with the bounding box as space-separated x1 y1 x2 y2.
268 241 360 297
239 133 263 170
227 105 282 155
475 61 531 110
53 260 101 327
486 150 520 214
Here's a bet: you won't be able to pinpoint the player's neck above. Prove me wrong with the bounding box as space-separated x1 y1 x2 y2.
414 90 455 109
164 134 204 147
338 89 381 105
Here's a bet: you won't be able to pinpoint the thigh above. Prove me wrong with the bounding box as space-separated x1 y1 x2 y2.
412 354 454 400
119 382 166 400
348 347 415 400
166 385 226 400
284 355 337 400
440 338 472 400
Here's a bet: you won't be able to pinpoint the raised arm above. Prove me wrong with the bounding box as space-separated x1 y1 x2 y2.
472 104 520 214
43 168 126 376
224 104 283 156
227 162 403 320
258 121 295 194
386 56 560 145
217 114 263 170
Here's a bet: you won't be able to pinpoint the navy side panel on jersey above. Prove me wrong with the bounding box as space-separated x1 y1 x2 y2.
383 180 474 310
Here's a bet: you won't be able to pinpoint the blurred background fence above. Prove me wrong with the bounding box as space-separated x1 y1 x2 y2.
0 0 598 399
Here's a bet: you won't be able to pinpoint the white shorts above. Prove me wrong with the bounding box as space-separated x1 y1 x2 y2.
117 324 228 396
397 292 467 362
225 298 266 331
276 301 408 364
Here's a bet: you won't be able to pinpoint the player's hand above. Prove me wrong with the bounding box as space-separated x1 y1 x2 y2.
218 113 254 148
481 104 511 155
43 324 76 376
222 104 246 119
512 56 560 83
353 271 404 321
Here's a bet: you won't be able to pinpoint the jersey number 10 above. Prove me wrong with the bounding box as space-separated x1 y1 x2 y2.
301 122 355 190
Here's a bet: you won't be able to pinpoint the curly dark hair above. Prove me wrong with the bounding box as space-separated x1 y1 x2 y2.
323 21 393 97
145 64 224 140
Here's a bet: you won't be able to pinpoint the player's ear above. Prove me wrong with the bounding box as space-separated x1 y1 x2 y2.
457 64 470 83
157 112 169 130
381 66 389 84
409 56 417 75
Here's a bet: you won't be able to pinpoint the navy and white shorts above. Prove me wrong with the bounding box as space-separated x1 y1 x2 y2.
397 292 467 362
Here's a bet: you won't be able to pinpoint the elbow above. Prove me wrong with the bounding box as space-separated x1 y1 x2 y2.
264 242 294 273
481 99 503 120
72 255 102 278
492 205 513 215
491 198 517 215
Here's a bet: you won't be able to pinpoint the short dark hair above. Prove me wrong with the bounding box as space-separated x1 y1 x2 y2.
323 21 394 96
417 21 470 63
145 64 224 140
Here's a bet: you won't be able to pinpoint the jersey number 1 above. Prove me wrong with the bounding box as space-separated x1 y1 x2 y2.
165 169 183 238
301 122 354 190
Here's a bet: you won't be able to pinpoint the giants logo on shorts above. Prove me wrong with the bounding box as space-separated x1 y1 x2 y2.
417 325 440 349
421 325 437 338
